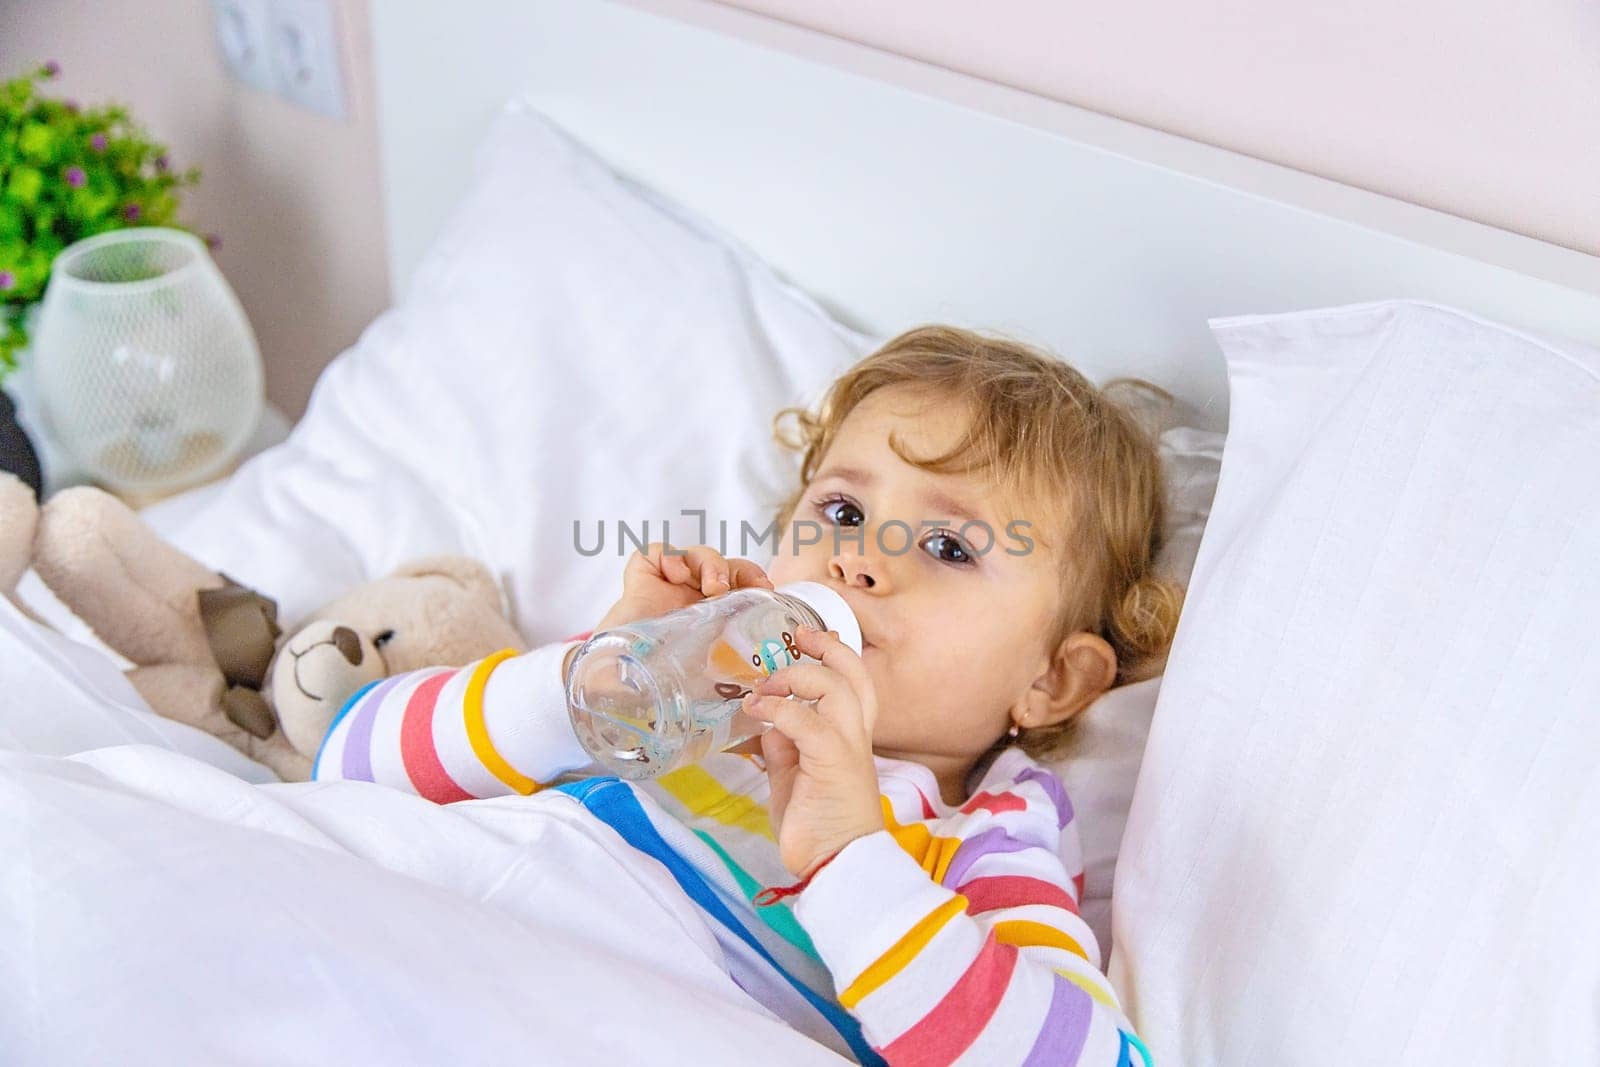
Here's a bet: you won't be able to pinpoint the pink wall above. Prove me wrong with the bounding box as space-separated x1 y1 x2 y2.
0 0 388 418
716 0 1600 259
5 0 1592 418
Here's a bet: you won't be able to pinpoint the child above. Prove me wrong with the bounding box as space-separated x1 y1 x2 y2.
315 326 1182 1065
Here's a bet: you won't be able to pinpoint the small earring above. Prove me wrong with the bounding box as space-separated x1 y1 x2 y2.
1007 723 1021 739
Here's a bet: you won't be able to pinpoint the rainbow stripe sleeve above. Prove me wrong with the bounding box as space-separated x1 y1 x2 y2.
312 642 594 802
792 751 1149 1066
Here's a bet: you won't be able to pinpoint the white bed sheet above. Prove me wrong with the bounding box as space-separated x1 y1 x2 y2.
0 595 270 781
0 598 847 1065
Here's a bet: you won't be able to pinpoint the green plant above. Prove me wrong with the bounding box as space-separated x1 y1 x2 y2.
0 61 202 377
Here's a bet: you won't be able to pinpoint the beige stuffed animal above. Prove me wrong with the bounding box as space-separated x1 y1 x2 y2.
0 473 525 781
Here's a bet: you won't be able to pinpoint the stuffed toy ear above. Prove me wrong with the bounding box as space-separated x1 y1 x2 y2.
391 556 504 612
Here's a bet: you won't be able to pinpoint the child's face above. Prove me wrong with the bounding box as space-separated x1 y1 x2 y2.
767 386 1066 772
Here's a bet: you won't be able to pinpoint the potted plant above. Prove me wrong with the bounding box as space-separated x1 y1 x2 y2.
1 60 203 492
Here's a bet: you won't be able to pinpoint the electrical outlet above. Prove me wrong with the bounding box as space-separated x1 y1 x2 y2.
264 0 347 119
211 0 347 119
211 0 276 95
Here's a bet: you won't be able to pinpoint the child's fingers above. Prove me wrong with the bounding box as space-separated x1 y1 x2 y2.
628 545 769 601
752 662 869 739
788 627 874 715
727 557 774 591
753 663 832 701
630 543 694 585
656 547 694 588
675 545 726 594
634 544 727 593
680 548 771 595
743 692 839 751
792 625 867 676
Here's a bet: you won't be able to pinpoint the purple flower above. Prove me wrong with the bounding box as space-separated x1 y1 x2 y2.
122 204 142 222
63 99 80 113
90 133 108 153
0 271 14 292
203 232 222 251
42 60 61 78
154 154 169 172
64 166 86 188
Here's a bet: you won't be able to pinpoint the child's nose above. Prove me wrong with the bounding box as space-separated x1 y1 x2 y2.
828 552 883 591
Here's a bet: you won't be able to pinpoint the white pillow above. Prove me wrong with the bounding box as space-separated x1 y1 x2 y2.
1054 424 1222 951
152 101 870 637
1109 300 1600 1066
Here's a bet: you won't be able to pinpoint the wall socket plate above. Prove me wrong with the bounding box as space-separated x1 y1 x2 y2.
211 0 347 119
211 0 276 95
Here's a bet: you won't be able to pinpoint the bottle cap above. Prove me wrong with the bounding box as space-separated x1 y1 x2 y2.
774 581 863 655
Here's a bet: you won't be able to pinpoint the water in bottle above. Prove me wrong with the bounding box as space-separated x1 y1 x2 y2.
565 581 861 779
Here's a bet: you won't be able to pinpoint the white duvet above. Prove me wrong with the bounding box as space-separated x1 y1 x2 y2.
0 598 846 1066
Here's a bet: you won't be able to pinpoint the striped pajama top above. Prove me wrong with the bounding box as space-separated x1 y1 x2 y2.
313 642 1150 1066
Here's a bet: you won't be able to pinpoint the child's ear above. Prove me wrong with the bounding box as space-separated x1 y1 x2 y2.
1015 632 1118 731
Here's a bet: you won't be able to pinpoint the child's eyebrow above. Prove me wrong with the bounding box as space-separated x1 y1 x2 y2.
812 465 874 486
921 488 986 528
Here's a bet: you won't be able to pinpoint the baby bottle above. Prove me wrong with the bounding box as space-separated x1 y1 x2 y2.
565 581 861 779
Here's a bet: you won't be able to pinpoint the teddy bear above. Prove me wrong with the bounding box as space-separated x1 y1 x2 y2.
0 472 525 781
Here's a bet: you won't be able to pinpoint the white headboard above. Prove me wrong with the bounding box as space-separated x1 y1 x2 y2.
370 0 1600 432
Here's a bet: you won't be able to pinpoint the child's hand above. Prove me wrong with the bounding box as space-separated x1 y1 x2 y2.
744 626 885 878
594 543 772 633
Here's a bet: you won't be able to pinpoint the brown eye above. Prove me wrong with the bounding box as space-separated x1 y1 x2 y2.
818 497 864 526
922 531 974 566
374 629 395 648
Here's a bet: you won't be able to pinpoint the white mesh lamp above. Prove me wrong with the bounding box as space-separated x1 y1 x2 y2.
32 227 263 495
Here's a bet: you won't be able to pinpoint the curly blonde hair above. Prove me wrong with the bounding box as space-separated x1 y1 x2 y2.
772 325 1185 761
